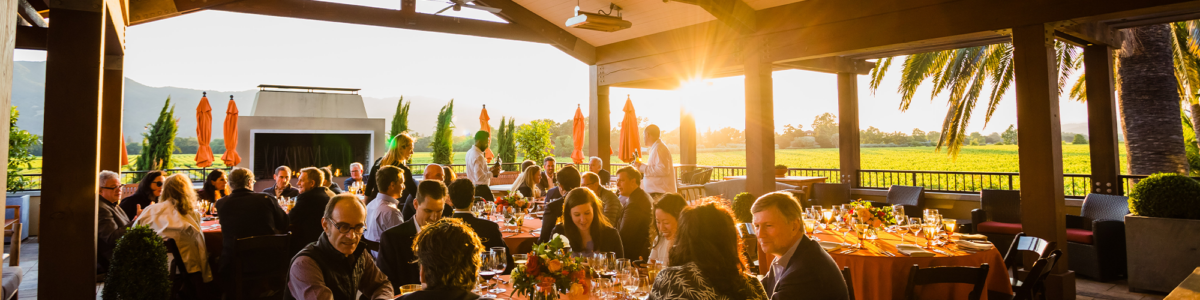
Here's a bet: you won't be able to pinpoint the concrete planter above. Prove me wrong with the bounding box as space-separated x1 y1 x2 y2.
1126 214 1200 293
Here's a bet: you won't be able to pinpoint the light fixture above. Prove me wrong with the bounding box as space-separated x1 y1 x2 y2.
566 3 632 32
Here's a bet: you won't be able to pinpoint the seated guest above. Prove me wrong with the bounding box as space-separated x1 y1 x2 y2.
647 193 687 264
447 178 512 274
215 168 289 289
402 164 453 221
366 165 405 258
550 188 624 257
366 133 416 203
423 164 444 182
616 166 654 260
378 180 448 289
590 156 611 186
539 165 581 243
97 170 129 279
519 160 536 175
442 165 457 183
753 192 849 300
288 194 393 300
289 167 334 254
649 203 767 300
134 174 213 283
397 218 485 300
344 162 366 192
199 169 229 203
510 165 543 199
119 170 164 220
582 172 622 225
317 167 337 198
538 157 557 193
263 166 300 198
321 166 344 195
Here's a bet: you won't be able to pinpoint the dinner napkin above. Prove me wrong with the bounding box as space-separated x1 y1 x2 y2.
956 240 995 251
895 244 936 257
953 233 988 240
819 241 844 252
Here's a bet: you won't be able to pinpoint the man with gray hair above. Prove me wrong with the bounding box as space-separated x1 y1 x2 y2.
97 170 128 279
214 167 289 290
590 156 611 186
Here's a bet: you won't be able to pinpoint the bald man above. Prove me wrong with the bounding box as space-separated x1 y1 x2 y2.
422 164 444 182
401 164 453 221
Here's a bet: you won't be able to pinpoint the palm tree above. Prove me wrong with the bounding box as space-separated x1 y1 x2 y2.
871 22 1199 175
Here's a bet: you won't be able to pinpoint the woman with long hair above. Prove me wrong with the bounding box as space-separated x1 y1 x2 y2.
510 165 543 199
119 170 166 220
647 193 687 263
649 203 767 300
366 133 416 204
134 174 214 284
550 188 623 257
199 169 229 202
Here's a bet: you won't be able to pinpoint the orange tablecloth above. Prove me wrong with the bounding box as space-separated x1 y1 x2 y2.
813 230 1012 300
497 217 542 255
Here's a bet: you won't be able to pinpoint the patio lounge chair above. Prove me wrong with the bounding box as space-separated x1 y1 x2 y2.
809 183 851 207
1066 193 1129 282
884 185 925 218
972 189 1022 254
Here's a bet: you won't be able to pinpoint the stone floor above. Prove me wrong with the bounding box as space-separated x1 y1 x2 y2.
0 237 1175 299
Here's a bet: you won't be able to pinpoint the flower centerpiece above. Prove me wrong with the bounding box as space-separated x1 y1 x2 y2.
848 199 896 239
511 234 591 300
497 194 531 227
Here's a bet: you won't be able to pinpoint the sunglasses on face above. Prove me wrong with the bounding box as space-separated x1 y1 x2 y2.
325 218 365 234
154 181 164 187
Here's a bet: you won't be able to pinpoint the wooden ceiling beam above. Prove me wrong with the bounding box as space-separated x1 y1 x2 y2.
1054 21 1123 48
670 0 756 34
18 0 47 27
15 26 48 50
208 0 549 44
473 0 595 64
130 0 247 25
776 57 874 75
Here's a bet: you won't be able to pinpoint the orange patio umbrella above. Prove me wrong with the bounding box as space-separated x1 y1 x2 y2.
194 92 215 168
120 134 130 166
480 105 495 163
617 96 641 163
220 95 242 166
571 104 585 164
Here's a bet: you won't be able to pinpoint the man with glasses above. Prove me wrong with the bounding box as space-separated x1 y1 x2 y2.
263 165 300 198
288 194 393 300
97 170 128 280
377 180 447 291
343 162 365 192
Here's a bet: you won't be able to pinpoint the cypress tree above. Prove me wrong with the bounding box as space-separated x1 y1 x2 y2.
388 96 411 145
431 100 455 165
135 97 178 173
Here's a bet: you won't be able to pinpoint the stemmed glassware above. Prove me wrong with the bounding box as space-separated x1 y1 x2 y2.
895 215 910 244
851 217 868 248
489 247 507 294
623 274 650 300
907 218 923 246
478 252 498 298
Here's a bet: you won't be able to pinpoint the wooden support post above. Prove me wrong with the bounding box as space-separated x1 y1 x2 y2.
679 106 697 176
100 59 124 172
0 0 19 287
837 73 861 186
40 4 107 298
1012 23 1075 299
744 36 775 276
589 65 612 170
1085 44 1121 195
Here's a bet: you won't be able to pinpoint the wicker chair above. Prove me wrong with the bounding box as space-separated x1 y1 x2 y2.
972 189 1022 254
809 183 851 207
884 185 925 218
1066 194 1129 282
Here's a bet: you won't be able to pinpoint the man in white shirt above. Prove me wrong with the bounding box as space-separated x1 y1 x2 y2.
631 125 677 196
364 165 404 258
465 130 502 201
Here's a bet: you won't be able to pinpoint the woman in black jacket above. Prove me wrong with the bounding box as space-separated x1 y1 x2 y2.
550 188 624 258
366 133 416 204
119 170 165 220
198 169 229 203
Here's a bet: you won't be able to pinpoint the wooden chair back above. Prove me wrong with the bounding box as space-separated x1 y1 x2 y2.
163 238 190 300
1013 249 1062 300
3 206 19 237
678 185 706 202
232 234 291 300
1002 232 1056 282
842 266 855 300
120 184 139 198
903 263 990 300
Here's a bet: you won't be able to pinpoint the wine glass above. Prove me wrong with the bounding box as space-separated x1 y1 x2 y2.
803 218 817 240
616 258 632 277
489 248 507 293
836 219 852 246
895 216 910 244
944 219 958 239
631 274 651 300
852 217 869 248
478 252 497 298
593 278 614 300
821 209 834 231
514 253 528 265
908 218 923 246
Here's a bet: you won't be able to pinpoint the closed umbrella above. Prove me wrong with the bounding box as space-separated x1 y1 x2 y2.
480 105 494 163
617 96 641 163
220 95 241 166
194 92 214 167
571 104 585 164
120 134 130 166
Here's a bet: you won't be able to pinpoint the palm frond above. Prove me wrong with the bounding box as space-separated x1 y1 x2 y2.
898 52 941 110
869 57 894 93
1070 73 1088 102
1172 21 1200 106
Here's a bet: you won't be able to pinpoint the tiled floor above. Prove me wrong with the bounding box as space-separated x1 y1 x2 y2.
0 237 1175 299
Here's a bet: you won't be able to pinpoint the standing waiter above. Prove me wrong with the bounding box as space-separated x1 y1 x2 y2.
465 131 502 202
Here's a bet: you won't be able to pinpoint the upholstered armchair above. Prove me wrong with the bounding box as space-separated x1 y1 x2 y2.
972 189 1023 254
809 183 851 208
1066 193 1129 282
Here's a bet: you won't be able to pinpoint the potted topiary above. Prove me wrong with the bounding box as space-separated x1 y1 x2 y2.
103 225 172 300
1125 173 1200 293
731 192 759 269
774 165 789 178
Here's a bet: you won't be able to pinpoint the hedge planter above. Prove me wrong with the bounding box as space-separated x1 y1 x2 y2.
1126 214 1200 293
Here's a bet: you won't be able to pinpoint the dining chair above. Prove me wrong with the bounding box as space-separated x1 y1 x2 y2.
903 263 990 300
1001 232 1056 286
842 266 855 300
1065 193 1129 282
885 185 925 218
165 238 202 300
1009 249 1063 300
232 234 292 300
972 189 1023 254
1 223 22 300
810 183 851 207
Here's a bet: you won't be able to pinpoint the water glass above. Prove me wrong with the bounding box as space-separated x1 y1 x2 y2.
514 253 528 265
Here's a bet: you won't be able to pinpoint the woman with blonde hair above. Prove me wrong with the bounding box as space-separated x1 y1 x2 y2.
134 173 214 285
510 165 543 199
366 133 416 204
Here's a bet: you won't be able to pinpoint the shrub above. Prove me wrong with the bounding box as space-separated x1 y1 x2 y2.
102 225 171 300
731 192 756 223
1129 173 1200 219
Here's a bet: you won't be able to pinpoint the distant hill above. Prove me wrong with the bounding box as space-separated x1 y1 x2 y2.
9 61 491 140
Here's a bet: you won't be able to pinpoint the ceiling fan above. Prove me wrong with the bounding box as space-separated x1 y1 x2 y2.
433 0 502 14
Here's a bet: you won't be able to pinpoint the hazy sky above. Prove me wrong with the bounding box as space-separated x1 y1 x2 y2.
13 2 1092 136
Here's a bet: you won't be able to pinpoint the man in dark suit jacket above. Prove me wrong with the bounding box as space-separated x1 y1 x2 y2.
97 171 130 278
446 179 513 274
589 156 611 186
214 168 290 290
377 180 449 292
396 218 485 300
615 167 654 260
753 192 849 300
538 166 581 244
288 167 333 254
263 166 300 198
